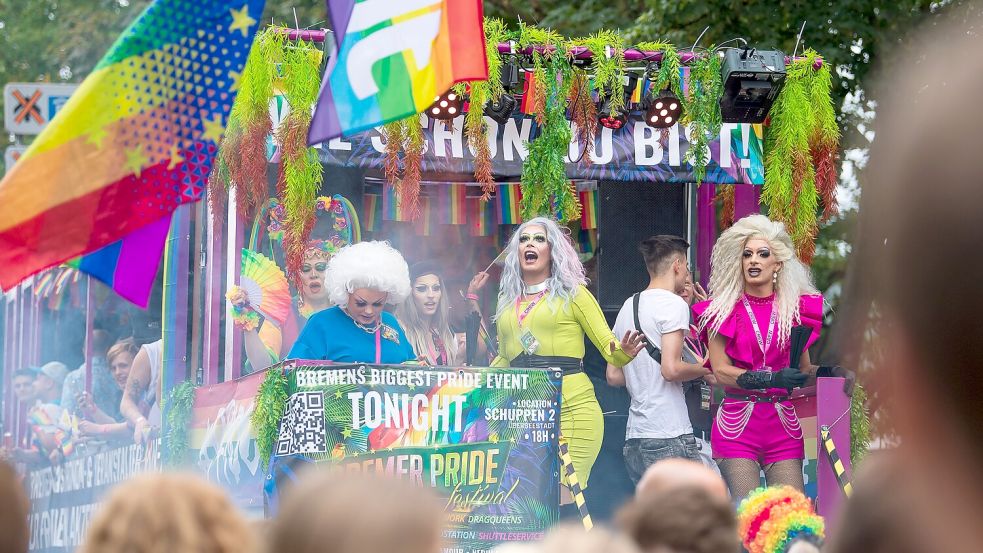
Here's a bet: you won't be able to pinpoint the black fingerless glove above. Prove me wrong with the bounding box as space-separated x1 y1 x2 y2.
736 367 808 390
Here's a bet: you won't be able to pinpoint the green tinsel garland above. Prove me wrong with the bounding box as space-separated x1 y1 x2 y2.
682 49 722 186
575 30 626 114
464 18 509 198
161 380 196 467
762 56 819 261
251 367 288 468
634 41 683 99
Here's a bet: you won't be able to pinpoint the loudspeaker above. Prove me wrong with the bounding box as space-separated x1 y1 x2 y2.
596 181 688 311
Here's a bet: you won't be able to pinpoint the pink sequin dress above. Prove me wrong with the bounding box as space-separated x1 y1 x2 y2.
692 293 823 464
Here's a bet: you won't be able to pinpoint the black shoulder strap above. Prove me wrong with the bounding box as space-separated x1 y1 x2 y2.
632 293 662 364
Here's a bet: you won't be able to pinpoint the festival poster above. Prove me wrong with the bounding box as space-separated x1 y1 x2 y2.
317 112 764 185
265 363 563 552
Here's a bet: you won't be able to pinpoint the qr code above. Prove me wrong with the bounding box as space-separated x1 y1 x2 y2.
275 391 327 456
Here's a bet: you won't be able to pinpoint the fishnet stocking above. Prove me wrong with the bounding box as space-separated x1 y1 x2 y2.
763 459 804 491
716 458 763 501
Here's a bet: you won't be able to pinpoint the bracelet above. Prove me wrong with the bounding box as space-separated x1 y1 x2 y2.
466 293 479 301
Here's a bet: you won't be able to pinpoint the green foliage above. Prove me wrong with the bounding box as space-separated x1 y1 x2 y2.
851 383 872 465
681 50 722 186
635 41 683 99
573 30 626 113
252 368 289 469
161 380 195 467
518 51 579 222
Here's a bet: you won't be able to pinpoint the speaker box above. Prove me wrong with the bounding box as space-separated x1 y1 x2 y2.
596 182 688 311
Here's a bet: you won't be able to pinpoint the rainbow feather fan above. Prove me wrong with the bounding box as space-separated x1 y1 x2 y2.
239 249 291 326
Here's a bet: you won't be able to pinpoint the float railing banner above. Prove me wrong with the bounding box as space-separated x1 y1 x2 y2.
318 113 764 185
265 362 563 552
25 440 160 553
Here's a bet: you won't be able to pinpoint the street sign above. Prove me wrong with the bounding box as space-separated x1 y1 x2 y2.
4 145 27 174
4 83 78 135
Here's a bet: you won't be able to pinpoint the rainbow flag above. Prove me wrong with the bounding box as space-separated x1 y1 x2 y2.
414 197 433 236
363 193 381 231
382 184 413 222
438 183 467 225
470 198 494 237
307 1 488 143
580 189 598 230
520 71 539 115
0 0 264 306
497 183 522 225
579 228 598 254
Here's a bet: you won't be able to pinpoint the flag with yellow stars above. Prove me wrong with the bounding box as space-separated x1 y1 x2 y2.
0 0 265 306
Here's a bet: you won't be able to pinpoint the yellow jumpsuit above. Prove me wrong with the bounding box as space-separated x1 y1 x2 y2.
492 285 631 489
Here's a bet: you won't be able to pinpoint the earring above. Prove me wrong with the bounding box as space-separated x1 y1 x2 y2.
773 271 779 283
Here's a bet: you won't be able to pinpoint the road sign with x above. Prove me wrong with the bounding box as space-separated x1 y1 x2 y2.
4 83 78 135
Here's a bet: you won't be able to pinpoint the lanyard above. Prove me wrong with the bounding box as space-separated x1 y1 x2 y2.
428 329 447 365
741 295 776 368
374 328 381 364
515 290 547 328
685 325 706 358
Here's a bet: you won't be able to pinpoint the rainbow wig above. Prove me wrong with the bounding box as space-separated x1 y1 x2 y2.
737 486 825 553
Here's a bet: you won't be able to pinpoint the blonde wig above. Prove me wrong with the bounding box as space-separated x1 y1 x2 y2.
396 264 460 365
701 215 817 346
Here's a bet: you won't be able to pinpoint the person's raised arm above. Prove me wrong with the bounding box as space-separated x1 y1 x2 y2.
606 362 626 387
120 347 151 444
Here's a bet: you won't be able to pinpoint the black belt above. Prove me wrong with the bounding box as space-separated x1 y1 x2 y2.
510 354 583 375
725 393 790 403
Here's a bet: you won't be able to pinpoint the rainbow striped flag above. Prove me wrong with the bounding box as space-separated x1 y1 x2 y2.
414 197 433 236
382 184 413 222
438 183 467 225
307 1 488 143
520 71 539 115
363 193 382 231
0 0 264 306
579 189 598 230
497 183 522 225
470 198 494 237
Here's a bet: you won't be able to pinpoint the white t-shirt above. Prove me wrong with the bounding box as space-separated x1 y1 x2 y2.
613 289 692 439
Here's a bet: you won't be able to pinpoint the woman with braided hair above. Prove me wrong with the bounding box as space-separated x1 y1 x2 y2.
692 215 847 500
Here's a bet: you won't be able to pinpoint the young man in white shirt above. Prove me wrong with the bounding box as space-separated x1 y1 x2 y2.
606 235 711 484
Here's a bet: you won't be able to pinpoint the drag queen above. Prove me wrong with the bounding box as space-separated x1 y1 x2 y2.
289 241 415 363
396 261 460 366
491 217 644 498
693 215 826 500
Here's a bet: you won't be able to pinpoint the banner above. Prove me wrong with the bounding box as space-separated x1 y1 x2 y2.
266 363 563 552
187 370 267 516
319 114 764 185
26 441 159 553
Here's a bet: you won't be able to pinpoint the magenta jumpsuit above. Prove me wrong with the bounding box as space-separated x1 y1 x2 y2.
692 294 823 464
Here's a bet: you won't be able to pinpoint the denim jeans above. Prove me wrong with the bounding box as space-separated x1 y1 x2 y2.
623 433 702 484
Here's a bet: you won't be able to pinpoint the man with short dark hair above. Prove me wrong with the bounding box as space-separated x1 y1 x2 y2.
11 369 36 404
607 235 711 483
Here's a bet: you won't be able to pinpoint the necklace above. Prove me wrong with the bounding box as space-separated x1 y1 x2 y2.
343 308 381 334
523 281 548 295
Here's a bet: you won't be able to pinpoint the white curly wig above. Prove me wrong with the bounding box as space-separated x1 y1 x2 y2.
325 241 411 306
495 217 587 320
700 214 817 346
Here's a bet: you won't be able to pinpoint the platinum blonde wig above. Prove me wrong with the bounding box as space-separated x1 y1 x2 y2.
325 241 411 306
701 214 817 346
495 217 586 319
396 270 459 365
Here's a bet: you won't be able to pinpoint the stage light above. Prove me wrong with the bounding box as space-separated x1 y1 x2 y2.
484 59 520 124
599 99 627 130
429 90 464 120
644 90 683 128
719 47 787 123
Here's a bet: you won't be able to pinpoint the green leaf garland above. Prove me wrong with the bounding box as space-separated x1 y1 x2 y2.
465 18 509 199
682 49 723 186
252 367 288 469
161 380 196 467
635 41 683 99
575 30 627 114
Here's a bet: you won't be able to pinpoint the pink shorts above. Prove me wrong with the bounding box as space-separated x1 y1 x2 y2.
711 398 804 465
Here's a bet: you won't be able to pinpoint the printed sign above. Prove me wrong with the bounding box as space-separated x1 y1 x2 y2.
26 441 160 553
4 83 78 135
5 145 27 174
266 363 563 552
319 113 764 185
